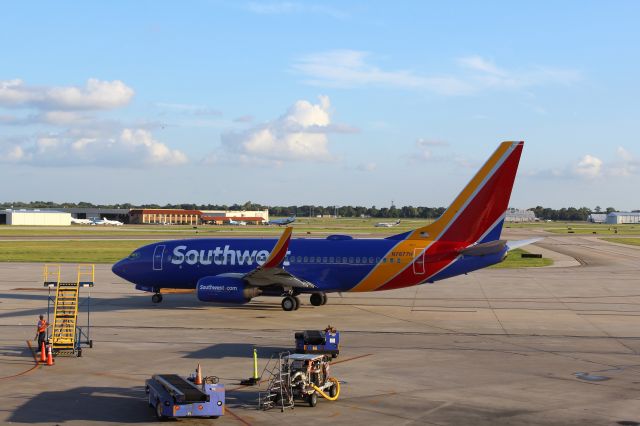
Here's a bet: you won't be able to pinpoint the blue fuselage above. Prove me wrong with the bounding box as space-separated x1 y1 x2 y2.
112 235 506 294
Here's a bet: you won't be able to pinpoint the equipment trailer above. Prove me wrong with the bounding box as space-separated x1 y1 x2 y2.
295 325 340 358
146 374 225 420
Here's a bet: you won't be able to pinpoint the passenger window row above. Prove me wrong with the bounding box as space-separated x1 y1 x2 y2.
287 256 402 265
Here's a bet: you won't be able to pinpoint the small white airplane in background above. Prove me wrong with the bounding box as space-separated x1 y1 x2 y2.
228 219 247 226
268 216 296 226
92 217 124 226
375 219 401 228
71 218 93 225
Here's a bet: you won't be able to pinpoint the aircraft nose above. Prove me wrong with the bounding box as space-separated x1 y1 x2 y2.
112 259 127 279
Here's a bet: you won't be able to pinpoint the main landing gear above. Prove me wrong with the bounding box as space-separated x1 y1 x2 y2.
151 293 163 304
281 295 301 311
309 293 328 307
282 293 327 311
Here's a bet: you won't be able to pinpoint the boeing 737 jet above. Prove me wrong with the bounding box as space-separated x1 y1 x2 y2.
113 141 539 311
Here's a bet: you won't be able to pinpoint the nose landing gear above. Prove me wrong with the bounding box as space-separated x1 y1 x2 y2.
151 293 163 304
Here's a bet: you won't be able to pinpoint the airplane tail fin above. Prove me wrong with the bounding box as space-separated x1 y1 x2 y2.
398 141 524 244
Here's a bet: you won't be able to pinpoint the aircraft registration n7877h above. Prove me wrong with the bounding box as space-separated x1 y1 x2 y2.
113 141 540 311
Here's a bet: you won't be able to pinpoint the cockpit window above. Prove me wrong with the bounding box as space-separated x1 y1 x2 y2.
128 251 141 259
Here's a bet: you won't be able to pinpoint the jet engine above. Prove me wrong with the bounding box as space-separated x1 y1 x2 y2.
196 275 261 304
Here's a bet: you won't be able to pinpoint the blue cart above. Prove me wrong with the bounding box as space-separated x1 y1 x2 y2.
295 325 340 358
146 374 225 420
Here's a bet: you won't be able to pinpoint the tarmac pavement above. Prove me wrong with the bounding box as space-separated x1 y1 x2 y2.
1 232 639 425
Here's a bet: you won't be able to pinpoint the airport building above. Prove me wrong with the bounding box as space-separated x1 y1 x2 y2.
505 208 537 222
129 209 202 225
588 213 607 223
606 212 640 224
1 209 72 226
28 207 130 222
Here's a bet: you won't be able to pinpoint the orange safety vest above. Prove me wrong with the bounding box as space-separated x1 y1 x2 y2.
37 319 47 333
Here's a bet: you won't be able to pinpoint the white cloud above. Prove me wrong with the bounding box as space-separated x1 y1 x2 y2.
293 50 581 95
610 146 638 177
218 95 351 164
0 129 187 167
2 145 28 162
574 154 603 179
293 50 472 95
410 138 449 162
0 78 134 110
457 55 505 76
458 55 581 90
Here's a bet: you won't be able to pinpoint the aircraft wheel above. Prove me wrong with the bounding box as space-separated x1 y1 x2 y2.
293 296 301 310
282 296 296 311
310 293 323 306
321 293 328 305
152 293 163 304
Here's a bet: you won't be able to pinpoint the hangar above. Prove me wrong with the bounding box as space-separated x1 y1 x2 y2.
1 209 72 226
606 211 640 224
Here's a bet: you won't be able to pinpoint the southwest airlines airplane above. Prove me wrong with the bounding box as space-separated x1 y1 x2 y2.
113 141 538 311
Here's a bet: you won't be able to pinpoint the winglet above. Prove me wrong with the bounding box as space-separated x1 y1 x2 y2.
262 226 293 268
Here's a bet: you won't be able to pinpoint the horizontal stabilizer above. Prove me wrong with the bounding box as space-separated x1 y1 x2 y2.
458 240 507 256
506 237 543 251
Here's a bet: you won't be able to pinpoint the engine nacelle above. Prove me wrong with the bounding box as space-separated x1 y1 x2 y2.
196 275 261 304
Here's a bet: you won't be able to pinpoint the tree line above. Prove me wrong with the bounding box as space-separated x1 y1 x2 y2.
0 201 620 221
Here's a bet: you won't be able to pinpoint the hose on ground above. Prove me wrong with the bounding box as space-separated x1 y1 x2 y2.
311 377 340 401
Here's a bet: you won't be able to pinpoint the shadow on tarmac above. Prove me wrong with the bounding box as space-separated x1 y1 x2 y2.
0 292 295 321
8 386 154 423
185 343 290 359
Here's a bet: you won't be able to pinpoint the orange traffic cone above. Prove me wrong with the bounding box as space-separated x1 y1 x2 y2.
195 363 202 385
40 342 46 362
46 344 54 366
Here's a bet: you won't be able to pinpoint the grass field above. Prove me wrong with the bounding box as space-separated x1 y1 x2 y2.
543 223 640 235
0 218 432 237
0 240 160 263
490 248 553 269
600 238 640 247
0 239 553 268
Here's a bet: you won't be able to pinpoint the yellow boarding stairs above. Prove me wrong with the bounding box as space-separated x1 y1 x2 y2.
43 264 94 356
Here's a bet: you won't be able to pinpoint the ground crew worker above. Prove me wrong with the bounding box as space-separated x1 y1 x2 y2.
35 314 48 352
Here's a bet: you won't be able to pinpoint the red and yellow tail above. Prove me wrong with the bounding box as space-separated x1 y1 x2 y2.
408 141 523 243
351 141 524 292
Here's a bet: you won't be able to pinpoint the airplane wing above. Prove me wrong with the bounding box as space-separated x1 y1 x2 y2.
242 227 316 289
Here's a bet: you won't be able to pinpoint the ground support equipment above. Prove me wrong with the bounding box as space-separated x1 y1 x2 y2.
295 325 340 358
286 353 338 407
43 264 94 357
146 374 225 420
259 352 294 412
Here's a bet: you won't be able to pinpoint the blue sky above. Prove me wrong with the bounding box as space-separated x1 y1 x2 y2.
1 1 638 209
